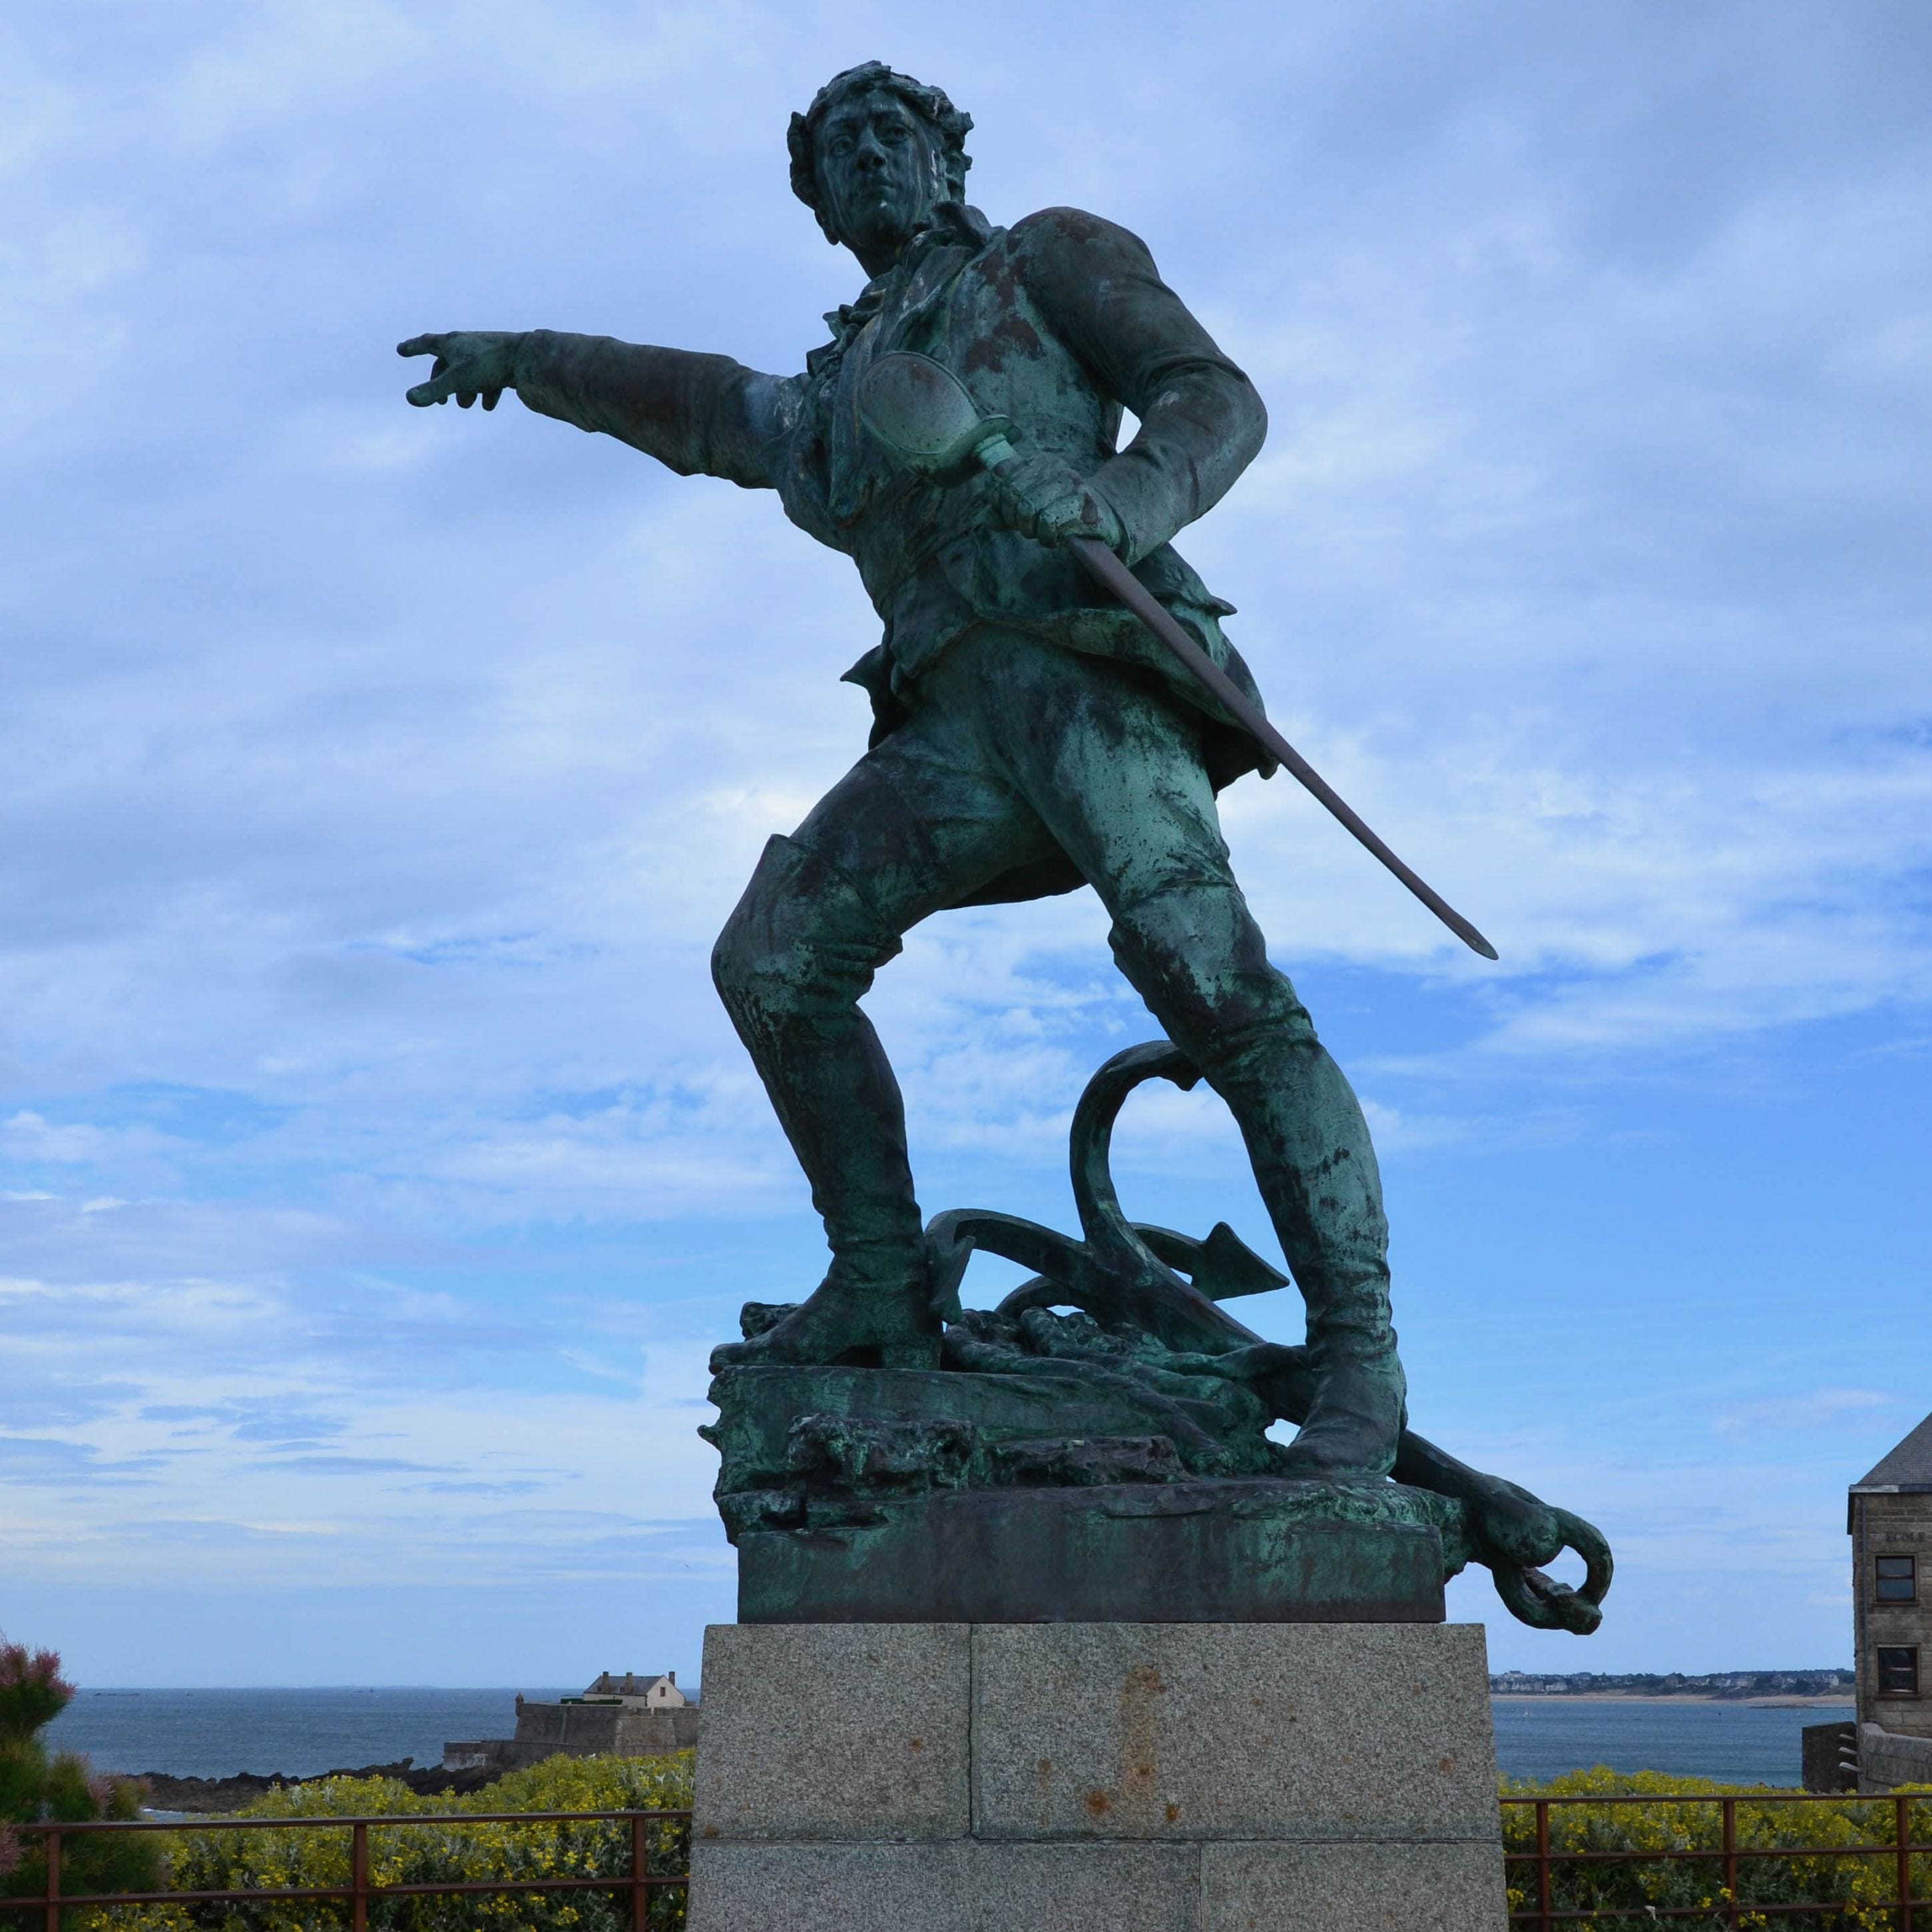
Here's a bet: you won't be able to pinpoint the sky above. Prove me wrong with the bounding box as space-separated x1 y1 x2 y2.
1 0 1928 1688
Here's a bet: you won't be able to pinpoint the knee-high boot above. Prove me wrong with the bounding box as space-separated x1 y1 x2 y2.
1109 885 1407 1477
708 835 939 1369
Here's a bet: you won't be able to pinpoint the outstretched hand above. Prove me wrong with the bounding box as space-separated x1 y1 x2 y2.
397 331 527 409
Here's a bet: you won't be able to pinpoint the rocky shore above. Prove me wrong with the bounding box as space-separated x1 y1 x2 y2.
137 1758 501 1814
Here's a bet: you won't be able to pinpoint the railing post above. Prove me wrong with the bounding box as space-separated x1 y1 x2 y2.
1537 1798 1552 1932
351 1820 369 1932
632 1812 647 1932
1899 1792 1913 1932
1722 1795 1738 1929
42 1828 59 1932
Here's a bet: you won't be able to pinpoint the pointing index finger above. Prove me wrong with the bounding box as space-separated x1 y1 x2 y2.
397 334 445 358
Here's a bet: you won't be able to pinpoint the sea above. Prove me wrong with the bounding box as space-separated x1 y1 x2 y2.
45 1688 1853 1790
1490 1698 1853 1786
45 1689 573 1783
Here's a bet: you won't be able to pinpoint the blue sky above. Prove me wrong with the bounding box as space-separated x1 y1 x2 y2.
2 0 1929 1686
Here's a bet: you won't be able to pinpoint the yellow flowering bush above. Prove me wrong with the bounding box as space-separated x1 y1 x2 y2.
1500 1766 1932 1930
77 1752 692 1931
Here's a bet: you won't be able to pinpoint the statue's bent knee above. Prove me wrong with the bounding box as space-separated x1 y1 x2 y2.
1106 882 1317 1060
711 834 902 1026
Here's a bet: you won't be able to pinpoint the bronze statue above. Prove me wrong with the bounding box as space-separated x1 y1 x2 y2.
402 63 1610 1630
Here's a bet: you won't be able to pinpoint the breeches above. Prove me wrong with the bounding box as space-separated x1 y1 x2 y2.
711 626 1390 1328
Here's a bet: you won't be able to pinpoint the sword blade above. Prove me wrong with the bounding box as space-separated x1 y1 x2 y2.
1063 533 1500 961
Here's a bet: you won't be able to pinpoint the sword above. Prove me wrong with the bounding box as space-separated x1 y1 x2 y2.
857 350 1499 961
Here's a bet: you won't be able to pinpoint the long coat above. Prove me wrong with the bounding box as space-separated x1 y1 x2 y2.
513 203 1273 904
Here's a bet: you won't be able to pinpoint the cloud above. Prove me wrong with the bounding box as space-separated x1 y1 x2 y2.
252 1455 443 1476
0 1436 163 1485
403 1479 547 1497
0 1239 726 1590
1714 1389 1910 1443
0 1 1927 1671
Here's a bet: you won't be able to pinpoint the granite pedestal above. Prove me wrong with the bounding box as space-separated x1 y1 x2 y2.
686 1620 1508 1931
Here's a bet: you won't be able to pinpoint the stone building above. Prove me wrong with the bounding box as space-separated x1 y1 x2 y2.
1851 1413 1932 1736
1804 1412 1932 1792
582 1670 689 1710
443 1671 700 1776
1811 1411 1932 1792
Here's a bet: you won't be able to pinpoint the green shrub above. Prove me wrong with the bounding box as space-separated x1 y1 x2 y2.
1500 1765 1932 1930
83 1752 692 1931
0 1638 159 1920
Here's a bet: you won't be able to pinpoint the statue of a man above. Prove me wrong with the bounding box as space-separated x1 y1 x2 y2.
401 62 1407 1479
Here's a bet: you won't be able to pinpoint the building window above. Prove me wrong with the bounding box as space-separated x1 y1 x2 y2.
1877 1555 1917 1603
1876 1647 1920 1698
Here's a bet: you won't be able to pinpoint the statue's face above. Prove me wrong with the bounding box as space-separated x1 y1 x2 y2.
812 87 943 268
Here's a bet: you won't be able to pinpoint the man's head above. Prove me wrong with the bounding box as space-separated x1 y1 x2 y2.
788 63 972 270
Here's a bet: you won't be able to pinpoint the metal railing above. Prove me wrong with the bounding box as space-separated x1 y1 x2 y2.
1 1806 692 1929
11 1791 1923 1929
1503 1791 1929 1929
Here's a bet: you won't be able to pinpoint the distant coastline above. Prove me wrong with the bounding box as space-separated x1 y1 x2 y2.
1491 1670 1853 1708
1493 1692 1852 1708
47 1683 1841 1790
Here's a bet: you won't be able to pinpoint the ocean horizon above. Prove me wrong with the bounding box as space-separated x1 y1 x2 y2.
44 1686 1855 1790
47 1688 574 1784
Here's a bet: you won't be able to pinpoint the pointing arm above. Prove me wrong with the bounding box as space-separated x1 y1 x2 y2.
512 331 798 489
399 328 797 490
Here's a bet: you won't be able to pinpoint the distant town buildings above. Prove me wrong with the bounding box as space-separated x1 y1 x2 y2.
1490 1671 1852 1699
443 1672 699 1776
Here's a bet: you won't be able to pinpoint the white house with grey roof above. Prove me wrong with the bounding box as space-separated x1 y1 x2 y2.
581 1670 688 1709
443 1671 698 1776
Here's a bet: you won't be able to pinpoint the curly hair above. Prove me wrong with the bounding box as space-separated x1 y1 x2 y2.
788 62 973 242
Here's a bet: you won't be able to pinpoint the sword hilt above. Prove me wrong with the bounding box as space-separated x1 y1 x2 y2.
857 350 1500 961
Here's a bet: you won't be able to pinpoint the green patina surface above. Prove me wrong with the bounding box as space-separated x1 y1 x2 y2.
712 1353 1474 1624
734 1480 1461 1626
402 63 1614 1632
